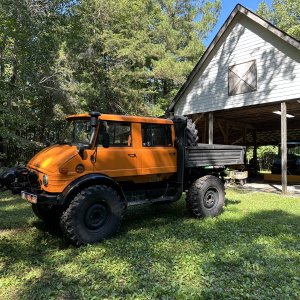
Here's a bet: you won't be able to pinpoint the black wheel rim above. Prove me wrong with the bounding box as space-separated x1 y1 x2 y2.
84 203 110 230
203 188 218 209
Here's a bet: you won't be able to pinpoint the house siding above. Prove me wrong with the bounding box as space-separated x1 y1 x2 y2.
174 16 300 115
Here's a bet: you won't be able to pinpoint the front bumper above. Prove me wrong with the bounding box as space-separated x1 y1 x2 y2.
21 190 61 205
37 192 61 204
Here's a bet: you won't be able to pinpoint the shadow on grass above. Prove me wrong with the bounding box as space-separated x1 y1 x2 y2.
0 192 34 230
32 220 64 239
0 198 299 299
225 198 241 206
110 206 300 299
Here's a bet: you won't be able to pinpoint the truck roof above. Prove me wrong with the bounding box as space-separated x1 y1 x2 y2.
66 113 173 124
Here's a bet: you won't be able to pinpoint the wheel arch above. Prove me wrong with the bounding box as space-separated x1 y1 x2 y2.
58 174 126 206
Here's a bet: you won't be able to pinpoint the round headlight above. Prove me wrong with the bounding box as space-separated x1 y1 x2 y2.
43 175 48 187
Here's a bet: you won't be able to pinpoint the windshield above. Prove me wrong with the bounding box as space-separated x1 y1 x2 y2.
60 119 92 146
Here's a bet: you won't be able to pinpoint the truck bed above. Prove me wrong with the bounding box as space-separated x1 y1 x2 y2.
186 143 245 167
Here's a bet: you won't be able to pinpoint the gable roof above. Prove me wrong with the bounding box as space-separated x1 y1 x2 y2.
167 3 300 113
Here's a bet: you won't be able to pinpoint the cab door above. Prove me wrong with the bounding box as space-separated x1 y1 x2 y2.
93 121 139 177
140 123 177 175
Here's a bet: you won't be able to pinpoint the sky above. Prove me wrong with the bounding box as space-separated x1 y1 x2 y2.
204 0 272 46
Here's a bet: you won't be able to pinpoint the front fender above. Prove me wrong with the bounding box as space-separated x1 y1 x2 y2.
58 173 126 206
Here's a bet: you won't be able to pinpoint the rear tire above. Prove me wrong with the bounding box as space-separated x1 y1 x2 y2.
186 175 225 218
60 185 126 246
186 119 199 146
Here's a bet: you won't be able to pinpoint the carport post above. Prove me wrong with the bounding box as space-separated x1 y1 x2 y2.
253 130 258 176
209 112 213 144
281 102 287 194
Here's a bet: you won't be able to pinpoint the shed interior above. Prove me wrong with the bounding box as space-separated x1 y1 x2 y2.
190 99 300 147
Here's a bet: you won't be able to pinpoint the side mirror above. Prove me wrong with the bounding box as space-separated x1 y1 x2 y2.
102 132 110 148
77 143 85 159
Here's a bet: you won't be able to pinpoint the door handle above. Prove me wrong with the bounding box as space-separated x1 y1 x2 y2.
128 153 136 157
169 152 176 156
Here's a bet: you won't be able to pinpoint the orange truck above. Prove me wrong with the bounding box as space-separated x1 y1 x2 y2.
2 112 244 245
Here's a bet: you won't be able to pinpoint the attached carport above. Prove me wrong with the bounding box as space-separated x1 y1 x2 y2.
167 4 300 193
190 100 300 146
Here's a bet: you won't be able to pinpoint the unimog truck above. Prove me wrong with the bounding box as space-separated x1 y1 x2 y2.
3 112 244 245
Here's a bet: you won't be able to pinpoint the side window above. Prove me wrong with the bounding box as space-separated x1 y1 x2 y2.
100 121 132 146
142 124 172 147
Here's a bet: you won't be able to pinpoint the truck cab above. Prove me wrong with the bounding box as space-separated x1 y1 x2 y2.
25 113 178 196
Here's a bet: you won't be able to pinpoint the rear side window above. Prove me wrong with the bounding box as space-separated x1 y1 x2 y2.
100 121 132 146
142 124 172 147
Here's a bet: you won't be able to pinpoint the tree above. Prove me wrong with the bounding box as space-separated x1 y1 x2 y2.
0 0 74 165
257 0 300 40
0 0 221 165
65 0 221 115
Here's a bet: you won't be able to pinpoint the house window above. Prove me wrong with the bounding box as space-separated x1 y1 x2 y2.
141 124 172 147
228 60 257 96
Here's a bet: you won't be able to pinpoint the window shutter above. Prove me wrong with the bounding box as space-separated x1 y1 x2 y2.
228 60 257 96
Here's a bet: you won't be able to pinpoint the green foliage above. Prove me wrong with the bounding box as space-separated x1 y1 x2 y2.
0 0 221 165
65 0 221 115
0 0 77 164
247 145 278 170
0 189 300 299
257 0 300 40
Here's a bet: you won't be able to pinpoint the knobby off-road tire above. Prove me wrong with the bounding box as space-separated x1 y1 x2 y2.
32 203 62 225
186 119 199 146
186 175 225 218
60 185 126 246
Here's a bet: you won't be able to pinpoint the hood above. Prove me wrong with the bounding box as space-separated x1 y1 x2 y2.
27 144 78 173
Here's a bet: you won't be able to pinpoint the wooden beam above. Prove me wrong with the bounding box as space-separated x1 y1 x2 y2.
217 119 229 144
209 112 213 144
223 119 255 130
217 120 225 139
281 102 287 194
202 116 207 143
243 128 246 145
225 123 229 144
193 113 204 125
252 130 258 176
214 118 255 133
243 128 247 162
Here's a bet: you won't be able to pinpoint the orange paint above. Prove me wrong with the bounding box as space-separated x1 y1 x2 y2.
27 114 177 193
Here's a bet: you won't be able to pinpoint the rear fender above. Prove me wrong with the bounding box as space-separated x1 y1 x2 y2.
58 174 126 206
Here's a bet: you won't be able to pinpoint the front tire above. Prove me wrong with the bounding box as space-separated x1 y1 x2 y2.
186 175 225 218
60 185 126 246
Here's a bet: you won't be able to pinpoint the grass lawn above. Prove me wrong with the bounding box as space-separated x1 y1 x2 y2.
0 189 299 300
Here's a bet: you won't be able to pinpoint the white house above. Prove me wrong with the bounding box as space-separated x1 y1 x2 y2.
168 4 300 147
